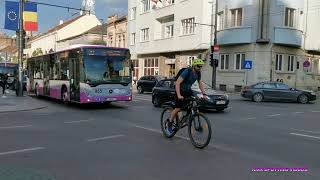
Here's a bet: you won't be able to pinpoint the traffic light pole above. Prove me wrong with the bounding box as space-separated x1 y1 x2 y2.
17 0 24 96
211 0 218 90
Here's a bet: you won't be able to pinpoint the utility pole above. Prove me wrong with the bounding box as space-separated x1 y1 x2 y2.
210 0 218 89
17 0 24 96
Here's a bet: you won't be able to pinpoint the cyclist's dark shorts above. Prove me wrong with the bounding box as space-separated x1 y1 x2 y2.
174 90 193 108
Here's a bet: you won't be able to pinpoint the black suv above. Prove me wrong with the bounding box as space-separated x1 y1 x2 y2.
137 75 164 94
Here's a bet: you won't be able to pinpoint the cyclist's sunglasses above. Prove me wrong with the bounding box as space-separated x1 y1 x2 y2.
196 65 203 68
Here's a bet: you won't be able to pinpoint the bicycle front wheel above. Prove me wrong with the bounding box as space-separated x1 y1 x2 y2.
188 113 212 149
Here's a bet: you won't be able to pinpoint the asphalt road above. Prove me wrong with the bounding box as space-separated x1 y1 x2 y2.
0 92 319 180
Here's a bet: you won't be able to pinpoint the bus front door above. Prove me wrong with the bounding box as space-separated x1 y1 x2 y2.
70 58 80 102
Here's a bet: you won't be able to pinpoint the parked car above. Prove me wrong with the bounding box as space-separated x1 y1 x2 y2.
152 79 229 111
241 82 317 104
137 75 165 94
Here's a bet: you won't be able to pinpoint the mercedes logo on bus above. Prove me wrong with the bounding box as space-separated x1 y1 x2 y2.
109 89 113 94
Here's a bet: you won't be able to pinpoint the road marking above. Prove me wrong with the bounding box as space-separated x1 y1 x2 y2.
290 133 320 140
0 147 45 156
131 124 191 141
87 134 125 142
133 97 151 101
310 110 320 113
244 117 256 120
290 128 320 135
267 114 281 117
0 125 32 129
64 119 94 124
293 112 304 114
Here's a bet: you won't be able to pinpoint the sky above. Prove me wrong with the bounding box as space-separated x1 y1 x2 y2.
0 0 128 37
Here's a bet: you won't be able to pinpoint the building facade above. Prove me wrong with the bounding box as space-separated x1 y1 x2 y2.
128 0 213 80
215 0 320 91
106 15 128 48
25 14 101 57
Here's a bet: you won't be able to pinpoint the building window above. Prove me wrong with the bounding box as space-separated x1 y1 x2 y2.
220 54 229 70
285 8 295 27
144 58 159 75
141 28 149 42
288 55 295 72
130 33 136 45
182 18 195 35
165 24 174 38
132 59 139 78
230 8 242 27
235 53 245 70
276 54 283 71
141 0 150 13
130 7 136 20
217 11 224 30
188 56 197 66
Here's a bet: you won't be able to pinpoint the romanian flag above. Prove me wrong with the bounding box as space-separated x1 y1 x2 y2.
23 2 38 31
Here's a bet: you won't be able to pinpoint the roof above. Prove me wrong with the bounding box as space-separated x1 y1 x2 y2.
0 46 18 54
33 15 85 41
106 16 127 27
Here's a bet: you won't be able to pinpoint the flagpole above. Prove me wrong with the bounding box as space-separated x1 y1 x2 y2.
17 0 24 96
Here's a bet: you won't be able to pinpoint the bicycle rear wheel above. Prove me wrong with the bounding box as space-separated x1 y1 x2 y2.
188 113 212 149
160 107 177 138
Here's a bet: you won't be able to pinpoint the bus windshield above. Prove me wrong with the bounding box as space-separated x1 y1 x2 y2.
84 55 131 85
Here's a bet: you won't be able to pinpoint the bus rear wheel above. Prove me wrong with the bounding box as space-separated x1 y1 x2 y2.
61 87 69 104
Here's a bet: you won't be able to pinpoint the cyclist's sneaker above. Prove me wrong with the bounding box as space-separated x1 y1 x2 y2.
166 119 174 134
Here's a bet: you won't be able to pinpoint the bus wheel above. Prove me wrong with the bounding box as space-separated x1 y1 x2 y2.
61 87 69 104
35 85 39 96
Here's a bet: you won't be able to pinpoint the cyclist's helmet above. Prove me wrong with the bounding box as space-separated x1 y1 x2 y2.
192 58 205 66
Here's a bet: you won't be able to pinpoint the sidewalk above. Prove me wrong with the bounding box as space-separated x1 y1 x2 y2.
0 89 47 113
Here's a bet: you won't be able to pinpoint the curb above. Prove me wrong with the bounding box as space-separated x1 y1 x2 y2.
0 106 48 114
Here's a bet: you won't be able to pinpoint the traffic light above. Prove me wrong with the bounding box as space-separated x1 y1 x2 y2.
210 54 214 67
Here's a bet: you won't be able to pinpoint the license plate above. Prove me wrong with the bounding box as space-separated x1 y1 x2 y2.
216 101 226 105
106 98 117 101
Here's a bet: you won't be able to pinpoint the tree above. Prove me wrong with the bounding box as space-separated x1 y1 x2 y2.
32 48 43 57
90 40 106 46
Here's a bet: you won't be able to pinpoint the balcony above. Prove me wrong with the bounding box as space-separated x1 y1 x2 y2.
217 26 252 45
152 3 174 19
274 27 302 47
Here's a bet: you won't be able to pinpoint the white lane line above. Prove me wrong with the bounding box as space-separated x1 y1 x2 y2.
290 133 320 140
310 110 320 113
267 114 281 117
87 134 125 142
64 119 94 124
0 125 32 129
293 112 304 114
131 124 190 141
0 147 45 156
133 97 151 101
244 117 256 120
290 128 320 135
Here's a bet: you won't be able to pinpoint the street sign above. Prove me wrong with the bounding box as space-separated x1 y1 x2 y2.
213 52 219 60
244 60 252 70
211 45 220 52
303 60 310 68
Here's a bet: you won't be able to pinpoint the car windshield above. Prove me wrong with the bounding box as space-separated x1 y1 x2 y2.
84 55 131 85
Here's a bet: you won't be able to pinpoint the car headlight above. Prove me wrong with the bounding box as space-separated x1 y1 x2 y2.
224 93 229 100
311 92 316 95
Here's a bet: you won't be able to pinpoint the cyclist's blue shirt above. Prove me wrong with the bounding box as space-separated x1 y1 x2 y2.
180 69 200 92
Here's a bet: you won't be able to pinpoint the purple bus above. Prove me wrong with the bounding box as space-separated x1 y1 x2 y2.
27 45 132 104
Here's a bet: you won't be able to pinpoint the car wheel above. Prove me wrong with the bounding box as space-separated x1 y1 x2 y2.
153 95 161 107
253 93 263 102
137 86 144 94
298 94 309 104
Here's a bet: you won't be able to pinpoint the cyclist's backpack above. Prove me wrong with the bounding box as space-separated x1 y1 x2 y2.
175 67 201 82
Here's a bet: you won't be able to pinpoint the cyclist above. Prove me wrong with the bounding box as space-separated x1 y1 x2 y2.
167 58 207 133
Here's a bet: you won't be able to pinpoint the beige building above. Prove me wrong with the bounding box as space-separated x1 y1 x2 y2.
106 15 128 48
0 33 18 63
25 14 102 57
